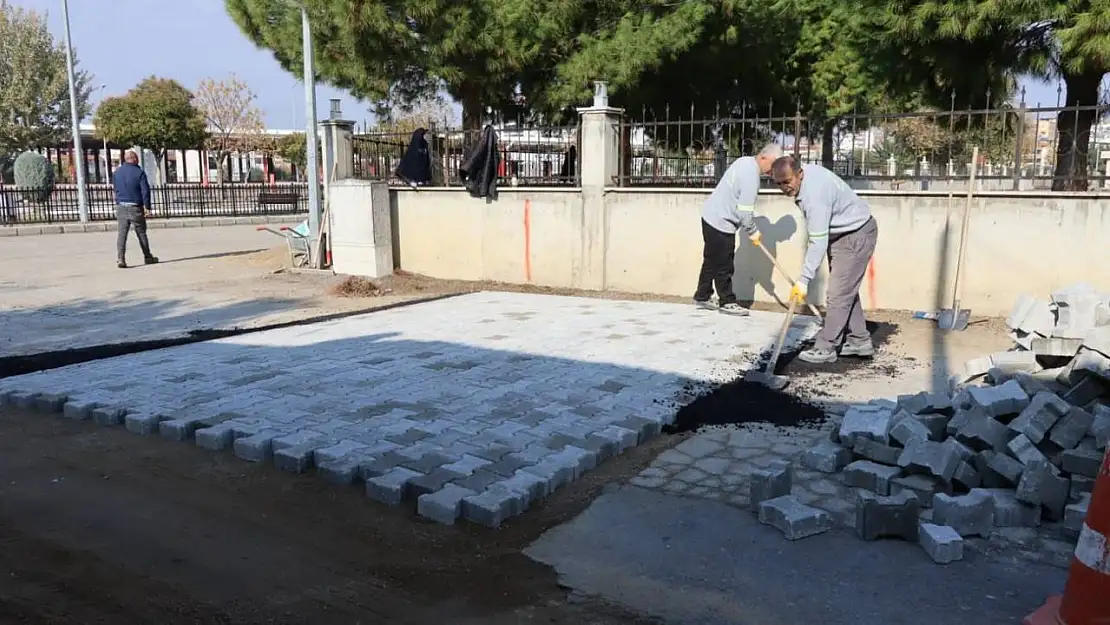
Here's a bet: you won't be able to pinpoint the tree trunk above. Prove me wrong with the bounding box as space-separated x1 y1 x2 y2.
460 85 484 132
820 120 836 169
1052 69 1104 191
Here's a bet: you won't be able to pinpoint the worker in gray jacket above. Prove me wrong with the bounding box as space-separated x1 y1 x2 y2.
694 143 783 316
770 156 878 363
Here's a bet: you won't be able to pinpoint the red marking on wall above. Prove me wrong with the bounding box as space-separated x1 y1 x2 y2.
524 199 533 282
867 258 877 309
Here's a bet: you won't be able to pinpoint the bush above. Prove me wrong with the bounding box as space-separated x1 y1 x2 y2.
13 151 55 202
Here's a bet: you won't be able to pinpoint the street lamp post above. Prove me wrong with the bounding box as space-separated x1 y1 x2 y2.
61 0 88 223
96 84 109 183
302 6 322 254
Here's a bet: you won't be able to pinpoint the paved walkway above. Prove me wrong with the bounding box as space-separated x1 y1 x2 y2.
0 292 821 526
0 225 415 357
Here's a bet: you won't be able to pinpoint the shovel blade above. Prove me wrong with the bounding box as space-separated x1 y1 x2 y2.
936 308 971 331
744 371 790 391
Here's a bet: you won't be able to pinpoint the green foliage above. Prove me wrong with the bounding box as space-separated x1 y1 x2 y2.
94 77 208 160
13 150 55 202
276 133 308 171
0 1 93 161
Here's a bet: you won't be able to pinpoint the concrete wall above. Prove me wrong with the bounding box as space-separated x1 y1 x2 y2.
389 187 1110 317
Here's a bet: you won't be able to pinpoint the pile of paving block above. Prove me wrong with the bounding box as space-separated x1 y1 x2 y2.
773 283 1109 563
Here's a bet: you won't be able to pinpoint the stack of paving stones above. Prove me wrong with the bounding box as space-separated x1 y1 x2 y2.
798 283 1110 564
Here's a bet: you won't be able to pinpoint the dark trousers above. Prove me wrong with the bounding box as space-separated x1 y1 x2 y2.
116 204 153 262
694 219 737 305
815 217 879 350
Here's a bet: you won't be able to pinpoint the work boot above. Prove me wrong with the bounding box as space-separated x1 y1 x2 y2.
693 299 717 311
840 340 876 358
798 346 837 364
117 260 127 269
144 256 159 265
717 302 750 316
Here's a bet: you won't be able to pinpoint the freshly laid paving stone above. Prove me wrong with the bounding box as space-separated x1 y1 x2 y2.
0 292 820 529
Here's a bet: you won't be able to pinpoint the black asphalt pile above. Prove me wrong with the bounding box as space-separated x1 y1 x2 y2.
665 378 827 434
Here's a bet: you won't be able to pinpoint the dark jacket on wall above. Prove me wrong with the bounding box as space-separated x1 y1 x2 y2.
459 125 498 200
395 128 432 185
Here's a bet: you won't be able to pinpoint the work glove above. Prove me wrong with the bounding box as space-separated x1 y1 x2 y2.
749 231 762 247
789 281 808 304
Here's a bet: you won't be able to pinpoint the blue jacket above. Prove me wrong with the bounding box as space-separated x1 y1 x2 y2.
112 162 151 208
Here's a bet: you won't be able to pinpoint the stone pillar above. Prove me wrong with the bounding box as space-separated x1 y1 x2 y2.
573 82 623 290
320 118 355 209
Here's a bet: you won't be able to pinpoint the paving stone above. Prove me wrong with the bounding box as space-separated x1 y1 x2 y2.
409 468 467 497
462 484 528 528
453 468 501 493
1049 406 1095 449
1007 434 1049 467
954 414 1011 452
417 484 477 525
32 393 67 413
967 380 1030 419
915 414 950 441
1009 391 1070 443
124 412 166 436
1062 493 1091 539
61 400 98 421
674 436 724 460
274 442 321 474
749 460 793 512
898 437 961 482
946 408 985 436
891 475 945 507
1070 474 1095 501
1060 445 1104 478
1032 337 1083 358
8 391 40 410
366 467 423 505
854 438 903 466
1061 375 1106 408
91 406 126 426
990 350 1040 375
757 495 833 540
693 456 731 476
943 438 975 464
838 406 895 446
982 450 1024 486
1015 459 1069 520
951 462 981 490
891 413 933 446
317 456 363 485
933 491 994 538
233 430 280 463
1090 410 1110 449
896 391 952 416
499 469 549 502
801 440 852 473
977 488 1040 528
918 523 965 564
842 460 903 496
195 424 235 451
855 490 920 541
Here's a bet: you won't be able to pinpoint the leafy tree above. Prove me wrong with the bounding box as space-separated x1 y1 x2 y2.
94 77 208 183
194 74 269 183
13 151 54 201
883 0 1109 189
0 2 92 163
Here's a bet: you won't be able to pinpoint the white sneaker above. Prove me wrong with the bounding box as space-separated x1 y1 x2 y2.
718 302 749 316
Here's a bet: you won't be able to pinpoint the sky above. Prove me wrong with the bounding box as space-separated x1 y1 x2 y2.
15 0 1071 131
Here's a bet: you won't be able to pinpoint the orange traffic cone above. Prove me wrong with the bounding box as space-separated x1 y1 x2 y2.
1024 446 1110 625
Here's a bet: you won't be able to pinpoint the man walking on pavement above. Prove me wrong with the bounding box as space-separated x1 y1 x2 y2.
113 150 158 269
771 155 878 363
694 143 784 316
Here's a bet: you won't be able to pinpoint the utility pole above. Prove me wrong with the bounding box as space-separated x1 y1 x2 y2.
301 7 322 249
61 0 88 223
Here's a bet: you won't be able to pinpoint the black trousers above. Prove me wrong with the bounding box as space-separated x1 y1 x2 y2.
116 204 153 262
694 219 737 305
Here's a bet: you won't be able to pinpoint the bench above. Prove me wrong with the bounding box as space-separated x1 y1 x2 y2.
257 192 300 207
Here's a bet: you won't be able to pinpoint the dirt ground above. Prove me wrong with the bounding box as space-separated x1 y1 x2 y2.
0 406 675 625
0 245 1014 624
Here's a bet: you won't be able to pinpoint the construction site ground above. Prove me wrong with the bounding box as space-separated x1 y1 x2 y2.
0 226 1066 624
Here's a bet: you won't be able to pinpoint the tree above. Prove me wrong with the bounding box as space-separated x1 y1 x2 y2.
94 77 208 183
883 0 1109 189
194 74 268 183
0 2 92 166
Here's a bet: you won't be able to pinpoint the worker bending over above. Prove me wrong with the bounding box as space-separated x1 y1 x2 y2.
770 156 878 363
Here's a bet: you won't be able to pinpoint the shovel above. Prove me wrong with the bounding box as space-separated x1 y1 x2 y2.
936 146 978 331
744 294 798 391
754 240 823 318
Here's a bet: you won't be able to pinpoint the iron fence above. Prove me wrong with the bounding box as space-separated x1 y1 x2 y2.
620 97 1110 192
0 183 310 225
353 125 580 187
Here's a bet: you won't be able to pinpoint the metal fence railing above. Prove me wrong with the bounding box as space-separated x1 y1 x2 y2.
0 183 310 225
618 96 1110 192
353 125 580 187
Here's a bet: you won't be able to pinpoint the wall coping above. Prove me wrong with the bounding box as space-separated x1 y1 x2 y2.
603 187 1110 199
